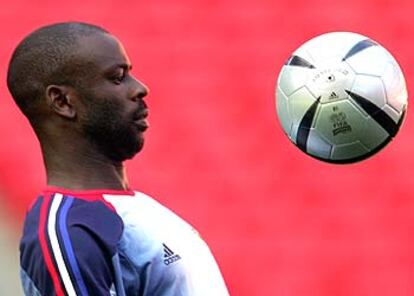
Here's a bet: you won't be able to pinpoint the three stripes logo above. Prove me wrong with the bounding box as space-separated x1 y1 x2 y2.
163 243 181 266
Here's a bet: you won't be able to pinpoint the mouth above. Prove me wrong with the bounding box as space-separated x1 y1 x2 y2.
133 109 149 132
134 119 149 132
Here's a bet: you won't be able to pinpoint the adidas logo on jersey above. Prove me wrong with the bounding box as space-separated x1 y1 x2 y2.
163 243 181 265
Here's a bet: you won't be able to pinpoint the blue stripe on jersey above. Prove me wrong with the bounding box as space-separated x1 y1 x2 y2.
20 196 56 296
59 196 89 296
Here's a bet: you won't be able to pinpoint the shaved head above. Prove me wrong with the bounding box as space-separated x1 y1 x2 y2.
7 22 149 163
7 22 108 117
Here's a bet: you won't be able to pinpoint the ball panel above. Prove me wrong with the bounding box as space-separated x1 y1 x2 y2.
359 117 390 150
382 104 402 124
381 61 408 112
300 32 366 65
306 129 332 159
306 61 355 104
314 100 367 146
331 141 369 161
277 65 313 96
345 46 390 76
292 47 316 66
342 39 378 61
346 90 400 137
287 87 318 141
276 87 293 136
350 74 386 110
285 55 315 69
296 97 321 151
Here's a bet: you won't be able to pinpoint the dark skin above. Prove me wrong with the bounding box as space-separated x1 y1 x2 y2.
34 33 149 190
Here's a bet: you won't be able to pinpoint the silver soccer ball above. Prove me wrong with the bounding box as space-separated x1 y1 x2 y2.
276 32 408 163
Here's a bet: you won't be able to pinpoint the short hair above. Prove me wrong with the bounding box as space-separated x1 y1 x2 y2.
7 22 108 116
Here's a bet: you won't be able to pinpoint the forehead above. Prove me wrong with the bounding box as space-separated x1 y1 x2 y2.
75 33 131 71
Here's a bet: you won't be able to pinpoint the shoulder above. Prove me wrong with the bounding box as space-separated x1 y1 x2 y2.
55 193 124 249
26 192 125 252
103 190 172 216
21 192 126 295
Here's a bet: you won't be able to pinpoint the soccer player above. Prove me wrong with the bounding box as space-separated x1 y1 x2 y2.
7 22 229 296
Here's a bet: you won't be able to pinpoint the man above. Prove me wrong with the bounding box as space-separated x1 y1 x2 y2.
7 22 229 296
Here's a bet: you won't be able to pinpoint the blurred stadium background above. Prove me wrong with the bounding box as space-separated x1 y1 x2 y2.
1 0 414 295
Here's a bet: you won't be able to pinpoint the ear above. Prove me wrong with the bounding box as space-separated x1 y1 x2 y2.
45 85 77 119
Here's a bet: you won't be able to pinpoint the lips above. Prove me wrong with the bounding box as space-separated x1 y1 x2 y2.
133 109 149 132
134 119 149 131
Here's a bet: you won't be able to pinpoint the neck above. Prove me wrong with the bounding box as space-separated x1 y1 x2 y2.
40 137 130 191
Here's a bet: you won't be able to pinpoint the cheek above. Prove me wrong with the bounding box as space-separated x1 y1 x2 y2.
82 98 122 128
100 102 126 128
78 86 132 123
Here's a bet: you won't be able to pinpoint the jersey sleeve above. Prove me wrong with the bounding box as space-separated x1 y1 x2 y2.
39 194 124 296
65 221 118 295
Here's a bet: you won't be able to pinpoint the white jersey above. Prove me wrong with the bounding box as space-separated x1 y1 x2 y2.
104 191 230 295
20 187 229 296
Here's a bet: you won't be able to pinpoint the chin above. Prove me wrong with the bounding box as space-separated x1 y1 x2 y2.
121 138 145 161
91 127 146 162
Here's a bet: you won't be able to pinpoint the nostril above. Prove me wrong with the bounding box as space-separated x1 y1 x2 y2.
137 89 147 99
139 99 148 109
133 85 148 101
130 89 147 102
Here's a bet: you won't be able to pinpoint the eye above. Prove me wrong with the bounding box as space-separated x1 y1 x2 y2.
112 69 126 84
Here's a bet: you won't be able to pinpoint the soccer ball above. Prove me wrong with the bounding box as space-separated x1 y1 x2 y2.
276 32 408 164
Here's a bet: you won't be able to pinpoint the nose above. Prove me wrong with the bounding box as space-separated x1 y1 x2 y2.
130 75 149 102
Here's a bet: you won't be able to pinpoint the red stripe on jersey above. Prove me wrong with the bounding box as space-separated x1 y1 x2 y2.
44 186 135 212
38 194 65 296
44 186 135 196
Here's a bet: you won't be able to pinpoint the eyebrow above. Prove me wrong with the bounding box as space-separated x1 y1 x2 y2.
105 63 132 73
120 63 132 70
